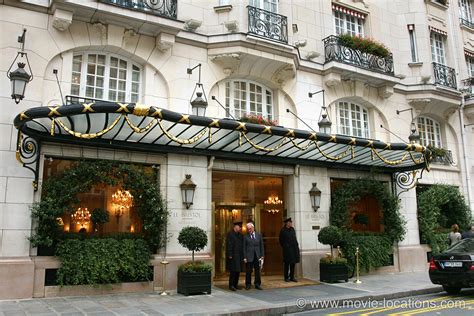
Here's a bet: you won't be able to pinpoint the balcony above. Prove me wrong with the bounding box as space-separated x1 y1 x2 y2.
247 6 288 44
323 35 394 75
99 0 177 20
430 148 453 166
460 18 474 29
432 62 457 89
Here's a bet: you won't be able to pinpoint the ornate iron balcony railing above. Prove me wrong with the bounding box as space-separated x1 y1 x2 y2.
323 35 394 75
460 18 474 28
99 0 177 20
432 62 457 89
462 77 474 98
430 149 453 165
247 6 288 44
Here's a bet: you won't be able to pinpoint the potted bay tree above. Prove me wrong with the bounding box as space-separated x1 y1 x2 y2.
177 226 212 296
318 225 349 283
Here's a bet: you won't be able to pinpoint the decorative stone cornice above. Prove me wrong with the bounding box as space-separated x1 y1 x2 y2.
209 53 241 76
52 8 73 31
156 32 175 51
272 64 296 85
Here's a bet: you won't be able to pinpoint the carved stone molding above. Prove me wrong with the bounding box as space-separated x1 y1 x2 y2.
324 73 341 87
272 64 296 85
93 22 107 44
464 104 474 120
52 8 73 31
224 20 238 32
122 29 137 47
408 98 431 114
209 53 241 76
156 32 175 51
184 19 202 32
378 85 394 99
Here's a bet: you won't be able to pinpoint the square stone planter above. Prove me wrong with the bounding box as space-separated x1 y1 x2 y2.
319 263 349 283
177 270 211 296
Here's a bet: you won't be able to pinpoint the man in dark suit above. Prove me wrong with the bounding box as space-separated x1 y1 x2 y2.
243 222 264 290
279 217 300 282
461 225 474 239
226 221 243 291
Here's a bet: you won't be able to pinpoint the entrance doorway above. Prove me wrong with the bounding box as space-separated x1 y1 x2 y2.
212 172 284 277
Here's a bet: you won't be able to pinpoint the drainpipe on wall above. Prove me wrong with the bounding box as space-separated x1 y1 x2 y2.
459 96 473 214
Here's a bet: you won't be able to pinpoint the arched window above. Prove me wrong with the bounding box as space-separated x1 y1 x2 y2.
71 52 141 103
225 80 274 120
336 101 370 138
417 116 442 147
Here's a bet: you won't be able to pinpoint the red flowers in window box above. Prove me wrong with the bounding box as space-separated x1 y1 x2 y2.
239 113 278 126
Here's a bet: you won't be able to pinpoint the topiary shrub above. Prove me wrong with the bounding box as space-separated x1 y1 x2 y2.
418 184 471 254
318 225 343 253
178 226 208 263
90 208 109 232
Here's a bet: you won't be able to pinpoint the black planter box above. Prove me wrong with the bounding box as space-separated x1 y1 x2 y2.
177 270 211 296
319 263 349 283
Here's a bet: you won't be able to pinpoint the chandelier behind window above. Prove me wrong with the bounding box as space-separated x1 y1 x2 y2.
71 207 91 229
112 189 133 220
264 181 283 214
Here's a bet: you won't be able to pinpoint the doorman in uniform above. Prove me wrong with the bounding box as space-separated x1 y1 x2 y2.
279 217 300 282
226 221 243 291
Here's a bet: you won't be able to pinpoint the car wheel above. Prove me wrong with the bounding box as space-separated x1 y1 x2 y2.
442 285 462 294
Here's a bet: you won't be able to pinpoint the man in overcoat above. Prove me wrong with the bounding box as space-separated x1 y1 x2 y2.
279 217 300 282
226 221 243 291
243 222 264 290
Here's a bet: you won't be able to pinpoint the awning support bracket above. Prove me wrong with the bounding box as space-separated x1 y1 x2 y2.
16 131 41 191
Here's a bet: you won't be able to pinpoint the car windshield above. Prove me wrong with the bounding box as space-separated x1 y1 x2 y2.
445 238 474 253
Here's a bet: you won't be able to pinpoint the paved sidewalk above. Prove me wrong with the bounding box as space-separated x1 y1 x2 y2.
0 271 442 316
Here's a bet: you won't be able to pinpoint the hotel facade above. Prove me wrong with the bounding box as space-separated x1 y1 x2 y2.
0 0 473 299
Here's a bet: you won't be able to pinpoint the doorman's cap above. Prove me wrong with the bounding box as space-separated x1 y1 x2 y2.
284 217 292 223
233 221 243 226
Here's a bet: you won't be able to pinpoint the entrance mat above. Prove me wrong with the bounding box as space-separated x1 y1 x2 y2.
213 275 319 291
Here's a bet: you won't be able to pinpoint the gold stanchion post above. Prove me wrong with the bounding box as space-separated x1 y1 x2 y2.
160 260 169 295
354 247 362 284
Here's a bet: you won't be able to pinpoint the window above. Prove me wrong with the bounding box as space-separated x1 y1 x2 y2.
249 0 278 13
336 101 370 138
71 52 141 103
417 116 442 148
42 159 151 235
467 56 474 77
334 10 364 37
460 0 473 22
430 33 446 65
408 24 419 62
225 80 274 120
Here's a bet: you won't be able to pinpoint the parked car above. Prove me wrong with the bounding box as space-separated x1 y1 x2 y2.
429 238 474 294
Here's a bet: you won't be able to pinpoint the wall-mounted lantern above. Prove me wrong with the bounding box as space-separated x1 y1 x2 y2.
180 174 196 209
309 90 332 134
309 182 322 212
7 29 33 104
187 64 208 116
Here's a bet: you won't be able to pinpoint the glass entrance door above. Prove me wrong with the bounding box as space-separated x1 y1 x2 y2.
212 172 284 276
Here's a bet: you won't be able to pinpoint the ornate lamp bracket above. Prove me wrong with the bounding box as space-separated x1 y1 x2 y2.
16 131 41 191
394 168 426 198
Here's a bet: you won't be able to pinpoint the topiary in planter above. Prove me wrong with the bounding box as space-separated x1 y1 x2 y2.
318 225 343 255
177 226 212 296
318 226 348 282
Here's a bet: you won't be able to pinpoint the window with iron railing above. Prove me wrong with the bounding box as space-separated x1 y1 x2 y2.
98 0 177 19
247 1 288 44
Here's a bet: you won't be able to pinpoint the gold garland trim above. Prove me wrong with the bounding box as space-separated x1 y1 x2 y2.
157 120 208 144
314 141 352 161
290 138 313 151
56 115 123 139
409 151 425 165
240 132 287 152
124 116 157 133
371 148 408 165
